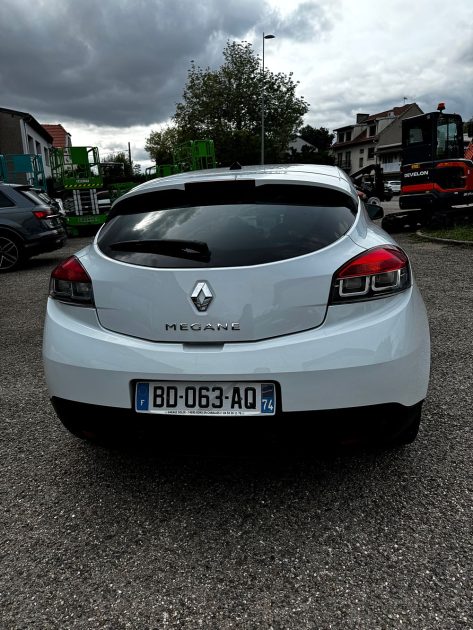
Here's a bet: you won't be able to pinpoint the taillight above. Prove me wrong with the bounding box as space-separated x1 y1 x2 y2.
33 209 51 219
330 246 411 303
49 256 94 305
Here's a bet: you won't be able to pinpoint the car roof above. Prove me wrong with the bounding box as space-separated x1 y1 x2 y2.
116 164 357 205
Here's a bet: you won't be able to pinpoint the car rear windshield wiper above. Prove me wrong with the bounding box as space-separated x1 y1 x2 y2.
109 239 211 262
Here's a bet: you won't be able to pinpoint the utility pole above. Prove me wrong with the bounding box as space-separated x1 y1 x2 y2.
261 33 275 165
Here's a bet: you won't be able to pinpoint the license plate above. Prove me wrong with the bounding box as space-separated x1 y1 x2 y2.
135 381 276 416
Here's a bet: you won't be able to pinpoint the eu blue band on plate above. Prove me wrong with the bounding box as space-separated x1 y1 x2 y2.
136 383 149 411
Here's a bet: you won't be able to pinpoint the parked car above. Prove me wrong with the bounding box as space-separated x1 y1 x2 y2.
43 164 430 447
0 182 67 272
387 180 401 194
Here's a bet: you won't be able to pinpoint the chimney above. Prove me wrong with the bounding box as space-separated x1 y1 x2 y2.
356 113 369 123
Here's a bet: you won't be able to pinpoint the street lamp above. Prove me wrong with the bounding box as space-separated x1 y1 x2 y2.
261 33 275 165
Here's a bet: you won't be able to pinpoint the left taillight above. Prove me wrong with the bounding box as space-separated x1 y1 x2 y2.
49 256 94 305
330 246 411 304
33 209 52 220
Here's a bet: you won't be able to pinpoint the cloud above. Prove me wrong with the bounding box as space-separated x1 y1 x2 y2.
0 0 471 159
0 0 271 126
269 0 336 40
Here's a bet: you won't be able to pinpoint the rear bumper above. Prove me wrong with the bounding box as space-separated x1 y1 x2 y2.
43 286 430 414
51 396 423 446
399 189 473 210
24 229 67 256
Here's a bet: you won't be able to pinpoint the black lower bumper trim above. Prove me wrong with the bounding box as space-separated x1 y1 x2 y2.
51 397 423 450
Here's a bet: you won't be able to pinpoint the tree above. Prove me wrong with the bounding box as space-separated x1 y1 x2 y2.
101 151 133 178
144 126 180 165
171 41 309 165
285 125 335 165
298 125 334 153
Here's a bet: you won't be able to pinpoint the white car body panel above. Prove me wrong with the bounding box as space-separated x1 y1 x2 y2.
79 234 364 343
43 285 429 411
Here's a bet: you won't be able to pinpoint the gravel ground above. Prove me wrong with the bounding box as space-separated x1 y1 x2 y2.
0 230 472 630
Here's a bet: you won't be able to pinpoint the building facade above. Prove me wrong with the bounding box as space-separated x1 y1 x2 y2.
0 107 54 178
331 103 424 180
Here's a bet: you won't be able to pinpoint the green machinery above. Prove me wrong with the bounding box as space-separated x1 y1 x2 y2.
108 181 137 201
144 163 180 179
50 146 106 235
174 139 216 171
0 153 46 190
145 139 217 180
49 140 217 235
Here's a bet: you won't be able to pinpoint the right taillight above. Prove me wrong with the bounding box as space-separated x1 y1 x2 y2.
330 246 411 304
49 256 94 305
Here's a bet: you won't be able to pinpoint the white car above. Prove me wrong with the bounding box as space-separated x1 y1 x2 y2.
386 180 401 194
43 164 430 447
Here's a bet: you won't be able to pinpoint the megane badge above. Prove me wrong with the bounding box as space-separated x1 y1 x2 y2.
191 282 213 312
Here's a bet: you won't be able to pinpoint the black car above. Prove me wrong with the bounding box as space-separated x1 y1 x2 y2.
0 182 67 272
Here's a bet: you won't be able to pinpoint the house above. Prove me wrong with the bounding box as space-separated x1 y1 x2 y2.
288 135 318 153
331 103 424 179
41 123 72 149
0 106 54 179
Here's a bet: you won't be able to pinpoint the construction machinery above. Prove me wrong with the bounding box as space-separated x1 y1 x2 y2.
350 164 393 204
380 104 473 232
0 153 46 191
145 139 217 181
399 103 473 211
50 146 106 235
50 140 217 235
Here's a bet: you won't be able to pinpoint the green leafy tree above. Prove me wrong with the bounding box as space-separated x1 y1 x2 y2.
298 125 334 152
144 126 180 165
285 125 335 165
171 41 309 165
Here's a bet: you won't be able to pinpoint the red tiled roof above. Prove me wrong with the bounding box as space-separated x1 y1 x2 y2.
363 104 413 123
41 124 70 148
332 129 374 148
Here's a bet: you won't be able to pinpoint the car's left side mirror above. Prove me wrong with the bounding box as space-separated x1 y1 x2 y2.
366 203 384 220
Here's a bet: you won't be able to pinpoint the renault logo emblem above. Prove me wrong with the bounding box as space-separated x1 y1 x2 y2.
191 282 213 312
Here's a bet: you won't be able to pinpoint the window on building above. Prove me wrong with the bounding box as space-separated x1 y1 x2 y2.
359 148 364 154
44 147 50 166
368 147 375 159
337 153 343 166
339 132 345 143
35 141 41 156
345 131 352 142
359 157 364 168
369 125 376 137
344 151 351 166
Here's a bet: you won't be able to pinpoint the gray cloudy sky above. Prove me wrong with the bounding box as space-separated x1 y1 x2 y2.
1 0 472 165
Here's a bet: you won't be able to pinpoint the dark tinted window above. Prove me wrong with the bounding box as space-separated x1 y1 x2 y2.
98 182 356 268
0 191 15 208
18 189 47 206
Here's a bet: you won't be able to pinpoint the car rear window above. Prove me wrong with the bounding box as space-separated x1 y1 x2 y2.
97 182 357 268
18 188 50 206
